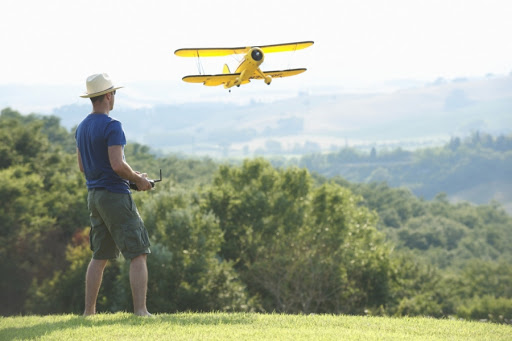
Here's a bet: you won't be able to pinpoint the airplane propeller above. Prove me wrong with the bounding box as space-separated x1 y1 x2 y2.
251 48 263 61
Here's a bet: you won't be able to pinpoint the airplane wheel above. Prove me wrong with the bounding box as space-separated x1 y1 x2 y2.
237 85 240 87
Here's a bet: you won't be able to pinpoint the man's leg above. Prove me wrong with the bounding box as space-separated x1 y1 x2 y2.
130 254 151 316
84 258 108 316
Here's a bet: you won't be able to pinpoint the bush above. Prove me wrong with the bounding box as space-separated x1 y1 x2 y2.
457 296 512 324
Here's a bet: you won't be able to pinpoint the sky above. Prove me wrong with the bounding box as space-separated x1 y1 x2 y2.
1 0 511 106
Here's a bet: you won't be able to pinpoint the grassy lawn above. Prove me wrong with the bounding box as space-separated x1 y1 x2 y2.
1 312 511 340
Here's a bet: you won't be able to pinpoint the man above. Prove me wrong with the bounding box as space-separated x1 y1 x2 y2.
75 73 152 316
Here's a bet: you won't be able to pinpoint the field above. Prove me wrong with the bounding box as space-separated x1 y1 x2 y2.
1 312 511 341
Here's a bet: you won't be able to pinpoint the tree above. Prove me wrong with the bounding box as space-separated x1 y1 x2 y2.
135 184 250 312
0 108 88 315
206 159 395 313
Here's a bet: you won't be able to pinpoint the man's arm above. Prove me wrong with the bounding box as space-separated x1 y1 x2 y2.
77 148 84 173
108 145 152 191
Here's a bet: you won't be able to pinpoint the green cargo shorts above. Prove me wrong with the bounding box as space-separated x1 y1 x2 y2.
87 188 151 260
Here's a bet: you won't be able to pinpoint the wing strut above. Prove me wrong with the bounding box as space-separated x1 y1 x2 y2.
287 42 300 70
195 51 205 75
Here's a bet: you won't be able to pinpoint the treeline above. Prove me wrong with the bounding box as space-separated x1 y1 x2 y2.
1 108 511 323
292 132 512 200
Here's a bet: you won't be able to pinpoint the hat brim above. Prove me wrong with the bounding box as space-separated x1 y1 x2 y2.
80 86 123 98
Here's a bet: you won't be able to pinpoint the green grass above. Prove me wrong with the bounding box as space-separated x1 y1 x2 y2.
1 312 511 340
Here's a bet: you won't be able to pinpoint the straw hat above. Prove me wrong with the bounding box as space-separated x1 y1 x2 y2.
80 73 123 98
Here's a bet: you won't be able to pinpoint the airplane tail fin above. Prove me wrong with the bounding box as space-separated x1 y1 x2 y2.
223 64 231 74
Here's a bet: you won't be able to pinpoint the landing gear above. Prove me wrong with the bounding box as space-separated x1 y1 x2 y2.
256 67 272 86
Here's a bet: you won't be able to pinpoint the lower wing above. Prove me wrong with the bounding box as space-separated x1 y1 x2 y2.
182 74 243 86
182 68 307 86
253 68 307 79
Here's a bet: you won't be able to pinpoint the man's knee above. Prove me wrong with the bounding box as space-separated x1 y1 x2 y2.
90 258 108 268
130 253 147 263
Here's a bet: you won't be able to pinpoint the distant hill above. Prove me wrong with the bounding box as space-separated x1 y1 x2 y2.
291 133 512 214
1 74 509 157
43 74 511 157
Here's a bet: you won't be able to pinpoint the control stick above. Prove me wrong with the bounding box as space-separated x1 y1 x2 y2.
129 169 162 190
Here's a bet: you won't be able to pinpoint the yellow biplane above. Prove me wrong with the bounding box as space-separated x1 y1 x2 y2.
174 41 314 89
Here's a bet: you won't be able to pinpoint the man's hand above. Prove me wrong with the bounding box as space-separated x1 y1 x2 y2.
134 173 152 191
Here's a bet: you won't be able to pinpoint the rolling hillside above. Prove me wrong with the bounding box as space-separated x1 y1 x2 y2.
44 74 512 157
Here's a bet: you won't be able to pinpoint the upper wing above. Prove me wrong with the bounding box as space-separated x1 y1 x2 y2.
175 41 314 57
252 68 307 79
175 47 250 57
258 41 314 54
182 73 242 86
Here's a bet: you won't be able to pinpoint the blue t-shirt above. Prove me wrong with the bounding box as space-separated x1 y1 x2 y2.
75 113 130 193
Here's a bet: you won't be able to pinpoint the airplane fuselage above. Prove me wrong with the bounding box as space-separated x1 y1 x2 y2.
225 47 270 89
